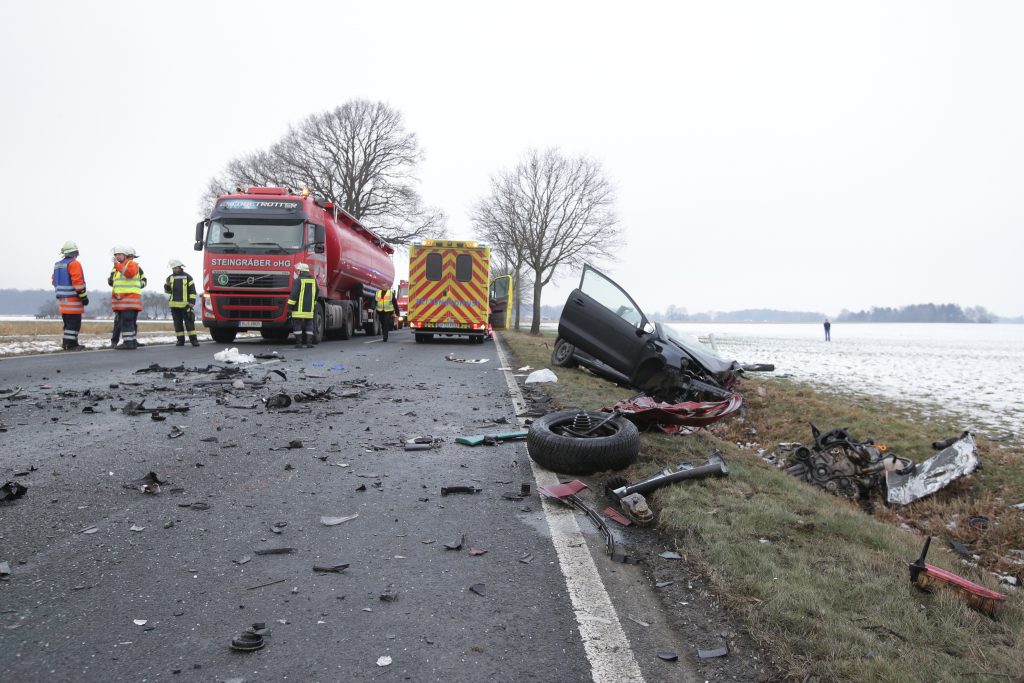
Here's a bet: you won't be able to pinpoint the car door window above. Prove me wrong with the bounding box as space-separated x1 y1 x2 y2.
580 268 643 328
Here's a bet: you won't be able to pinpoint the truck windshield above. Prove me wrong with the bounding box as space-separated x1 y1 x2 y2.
207 220 304 252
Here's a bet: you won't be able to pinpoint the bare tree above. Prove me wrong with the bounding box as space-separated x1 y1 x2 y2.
472 148 621 334
203 100 445 244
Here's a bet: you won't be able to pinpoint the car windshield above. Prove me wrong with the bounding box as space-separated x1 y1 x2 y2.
659 324 722 357
207 220 304 252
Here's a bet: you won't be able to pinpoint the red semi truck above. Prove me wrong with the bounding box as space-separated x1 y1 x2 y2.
194 187 396 344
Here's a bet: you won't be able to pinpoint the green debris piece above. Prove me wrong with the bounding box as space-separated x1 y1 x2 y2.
456 431 529 447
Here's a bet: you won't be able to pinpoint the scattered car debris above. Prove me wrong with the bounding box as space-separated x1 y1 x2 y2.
167 426 185 439
121 400 190 417
404 436 437 451
968 515 991 533
455 430 528 446
605 393 744 433
444 354 489 364
0 561 11 578
909 536 1007 617
538 480 637 564
603 506 632 526
659 551 682 560
1 481 28 502
657 651 680 662
125 472 166 494
253 547 295 556
230 623 266 652
781 424 913 501
379 588 399 602
602 453 729 525
376 655 392 667
441 486 481 496
697 645 729 659
527 410 639 475
469 583 486 596
313 563 350 573
468 548 487 556
321 514 358 526
886 432 979 505
264 393 292 409
444 535 466 551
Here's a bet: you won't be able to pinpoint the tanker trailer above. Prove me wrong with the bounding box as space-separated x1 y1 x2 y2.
194 187 396 344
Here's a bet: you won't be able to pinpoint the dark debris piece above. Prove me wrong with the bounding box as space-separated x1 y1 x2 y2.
444 535 465 551
441 486 481 496
1 481 28 502
697 645 729 659
469 583 486 596
313 563 350 574
657 651 679 662
229 626 265 652
253 547 295 555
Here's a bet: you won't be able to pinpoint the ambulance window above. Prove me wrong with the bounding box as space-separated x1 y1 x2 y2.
425 253 442 281
455 254 473 282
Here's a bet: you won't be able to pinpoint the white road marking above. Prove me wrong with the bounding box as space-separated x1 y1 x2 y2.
493 336 646 683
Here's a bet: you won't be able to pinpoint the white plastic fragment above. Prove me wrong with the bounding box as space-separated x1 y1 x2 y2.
377 655 392 667
213 348 256 364
320 514 358 526
524 368 558 384
133 619 147 626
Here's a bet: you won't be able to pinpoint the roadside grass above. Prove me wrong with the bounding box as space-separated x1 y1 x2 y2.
501 330 1023 682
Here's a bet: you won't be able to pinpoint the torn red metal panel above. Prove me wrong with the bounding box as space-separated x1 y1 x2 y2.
538 480 588 499
604 394 743 432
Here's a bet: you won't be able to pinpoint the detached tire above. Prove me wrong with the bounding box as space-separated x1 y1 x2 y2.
528 410 639 475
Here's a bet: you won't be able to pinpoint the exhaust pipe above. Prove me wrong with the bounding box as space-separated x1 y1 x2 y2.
611 451 729 499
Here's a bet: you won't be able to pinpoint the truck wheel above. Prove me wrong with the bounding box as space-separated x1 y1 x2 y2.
339 308 354 340
551 338 578 368
312 303 325 344
527 410 639 475
210 328 237 344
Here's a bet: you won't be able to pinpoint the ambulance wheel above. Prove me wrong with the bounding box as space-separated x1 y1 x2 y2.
527 410 639 475
551 338 578 368
210 328 237 344
312 303 325 344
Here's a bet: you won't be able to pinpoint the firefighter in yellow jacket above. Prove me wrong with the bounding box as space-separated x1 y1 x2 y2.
287 263 317 348
375 285 399 342
164 259 199 347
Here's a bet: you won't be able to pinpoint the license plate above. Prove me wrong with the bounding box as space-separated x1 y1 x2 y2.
437 322 461 328
238 321 262 328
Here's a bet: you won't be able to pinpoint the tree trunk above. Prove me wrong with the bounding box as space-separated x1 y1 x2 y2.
530 268 543 335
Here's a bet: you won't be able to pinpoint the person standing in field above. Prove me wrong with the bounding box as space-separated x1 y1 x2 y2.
287 263 316 348
824 319 831 342
375 284 399 342
164 259 199 347
52 241 89 351
111 247 145 350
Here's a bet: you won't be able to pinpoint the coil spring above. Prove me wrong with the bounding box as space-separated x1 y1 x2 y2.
571 412 594 432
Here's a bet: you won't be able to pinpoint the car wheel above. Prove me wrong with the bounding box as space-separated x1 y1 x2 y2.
551 338 578 368
527 410 639 475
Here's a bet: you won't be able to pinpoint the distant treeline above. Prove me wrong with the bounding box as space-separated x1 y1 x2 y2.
1 288 173 320
836 303 995 323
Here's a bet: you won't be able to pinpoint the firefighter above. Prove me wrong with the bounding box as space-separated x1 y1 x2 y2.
107 246 147 347
287 263 316 348
111 246 145 350
375 284 399 342
164 259 199 347
52 241 89 351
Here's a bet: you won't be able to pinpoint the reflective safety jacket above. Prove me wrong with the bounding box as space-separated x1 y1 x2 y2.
111 258 145 311
375 289 395 313
287 272 317 319
163 271 197 309
53 257 87 315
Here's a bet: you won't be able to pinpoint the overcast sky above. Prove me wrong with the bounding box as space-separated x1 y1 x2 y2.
2 1 1021 316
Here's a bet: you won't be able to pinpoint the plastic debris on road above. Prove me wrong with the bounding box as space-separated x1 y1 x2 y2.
524 368 557 384
214 348 256 364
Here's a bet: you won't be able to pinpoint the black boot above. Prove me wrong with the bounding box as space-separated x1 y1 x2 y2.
176 340 185 347
189 336 200 347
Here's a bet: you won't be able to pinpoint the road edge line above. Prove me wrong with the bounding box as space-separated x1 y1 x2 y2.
493 334 646 683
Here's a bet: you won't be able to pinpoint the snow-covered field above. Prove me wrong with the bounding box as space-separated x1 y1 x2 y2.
667 322 1024 436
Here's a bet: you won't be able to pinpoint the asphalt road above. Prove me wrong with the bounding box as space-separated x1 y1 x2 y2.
0 330 705 683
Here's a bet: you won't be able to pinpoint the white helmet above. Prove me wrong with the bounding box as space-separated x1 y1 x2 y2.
168 259 184 268
295 263 310 272
60 241 79 256
112 245 127 256
124 246 138 258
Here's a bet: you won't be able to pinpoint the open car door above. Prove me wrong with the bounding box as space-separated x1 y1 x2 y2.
489 275 513 330
558 265 653 378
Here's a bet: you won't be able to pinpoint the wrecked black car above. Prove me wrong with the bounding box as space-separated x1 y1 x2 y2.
554 264 770 402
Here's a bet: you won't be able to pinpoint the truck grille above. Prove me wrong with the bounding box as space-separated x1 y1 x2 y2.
215 295 286 321
211 270 290 289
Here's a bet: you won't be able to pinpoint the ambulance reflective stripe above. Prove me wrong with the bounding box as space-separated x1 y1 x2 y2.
408 247 488 326
53 258 86 314
375 289 394 312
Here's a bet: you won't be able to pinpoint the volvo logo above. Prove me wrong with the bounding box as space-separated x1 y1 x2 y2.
246 276 255 285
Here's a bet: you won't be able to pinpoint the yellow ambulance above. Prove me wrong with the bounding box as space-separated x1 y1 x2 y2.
408 240 512 343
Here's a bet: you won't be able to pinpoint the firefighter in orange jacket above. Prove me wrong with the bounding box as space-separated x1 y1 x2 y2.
52 241 89 351
111 246 145 350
